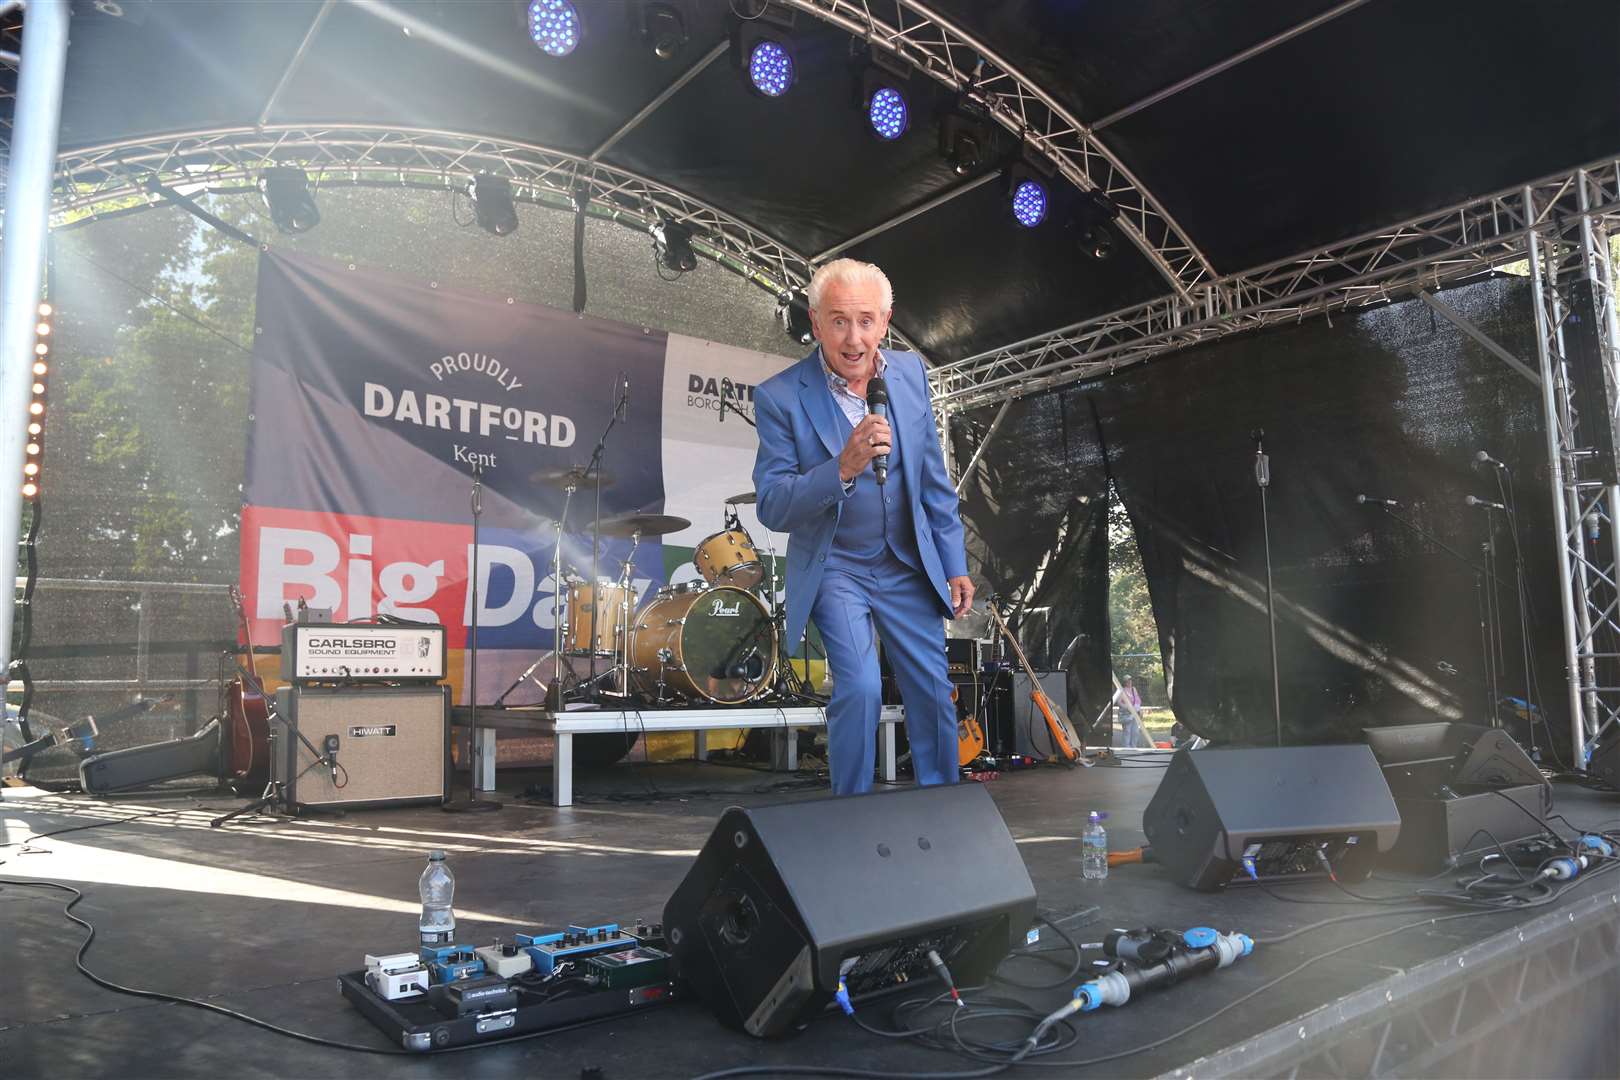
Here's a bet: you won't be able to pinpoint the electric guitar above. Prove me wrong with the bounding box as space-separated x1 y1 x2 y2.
949 684 986 766
984 604 1081 765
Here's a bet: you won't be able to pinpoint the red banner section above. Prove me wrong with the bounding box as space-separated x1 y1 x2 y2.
241 504 474 647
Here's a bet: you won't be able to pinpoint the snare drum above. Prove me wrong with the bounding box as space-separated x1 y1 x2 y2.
630 585 776 703
563 579 637 656
693 528 764 588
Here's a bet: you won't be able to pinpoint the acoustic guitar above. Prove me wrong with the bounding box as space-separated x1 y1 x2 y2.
984 604 1081 766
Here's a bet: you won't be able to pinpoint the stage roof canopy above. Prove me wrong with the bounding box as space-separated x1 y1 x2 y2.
6 0 1620 365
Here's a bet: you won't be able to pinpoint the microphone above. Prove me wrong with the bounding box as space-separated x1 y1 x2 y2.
1356 494 1400 508
1251 429 1270 489
868 376 890 485
618 373 630 421
1475 450 1507 470
719 377 733 424
1465 495 1507 511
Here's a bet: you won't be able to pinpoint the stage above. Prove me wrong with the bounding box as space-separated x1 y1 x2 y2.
3 758 1616 1078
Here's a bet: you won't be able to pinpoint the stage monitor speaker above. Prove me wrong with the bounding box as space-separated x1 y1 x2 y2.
1142 745 1401 891
273 686 448 811
662 783 1036 1038
1364 723 1544 793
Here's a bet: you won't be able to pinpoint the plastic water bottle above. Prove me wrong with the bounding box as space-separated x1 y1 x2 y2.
419 850 456 945
1082 812 1108 881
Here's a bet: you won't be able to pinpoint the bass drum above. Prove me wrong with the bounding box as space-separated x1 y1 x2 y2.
631 585 776 704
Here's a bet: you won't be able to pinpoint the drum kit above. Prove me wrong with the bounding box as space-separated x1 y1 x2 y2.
522 466 814 710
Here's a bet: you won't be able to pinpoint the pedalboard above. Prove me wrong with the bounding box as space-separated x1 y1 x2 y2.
340 921 676 1052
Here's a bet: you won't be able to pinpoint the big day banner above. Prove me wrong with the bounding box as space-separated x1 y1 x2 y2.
242 250 798 703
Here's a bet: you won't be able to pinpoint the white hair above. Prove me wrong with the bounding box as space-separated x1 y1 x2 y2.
807 258 894 314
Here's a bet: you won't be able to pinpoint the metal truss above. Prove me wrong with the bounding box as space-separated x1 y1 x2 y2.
776 0 1215 301
931 156 1620 413
1527 168 1620 764
1175 887 1620 1078
44 124 929 354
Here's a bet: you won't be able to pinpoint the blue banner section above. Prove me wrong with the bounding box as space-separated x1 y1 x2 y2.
247 249 667 530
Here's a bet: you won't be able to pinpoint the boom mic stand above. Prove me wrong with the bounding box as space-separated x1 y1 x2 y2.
444 462 500 814
1253 431 1282 747
583 376 629 703
1364 500 1509 729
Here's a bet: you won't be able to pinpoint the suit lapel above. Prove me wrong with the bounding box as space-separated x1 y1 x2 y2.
887 352 924 490
798 348 846 461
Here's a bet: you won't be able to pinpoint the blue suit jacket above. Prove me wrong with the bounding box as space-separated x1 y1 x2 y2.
752 348 969 650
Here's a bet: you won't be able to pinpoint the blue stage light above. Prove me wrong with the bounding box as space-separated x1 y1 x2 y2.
528 0 580 57
748 40 794 97
1011 180 1047 228
868 86 908 140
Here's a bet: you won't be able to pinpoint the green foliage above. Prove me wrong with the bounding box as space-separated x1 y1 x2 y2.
1107 483 1167 705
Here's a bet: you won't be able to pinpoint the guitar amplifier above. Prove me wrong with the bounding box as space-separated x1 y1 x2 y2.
280 622 447 683
273 686 449 811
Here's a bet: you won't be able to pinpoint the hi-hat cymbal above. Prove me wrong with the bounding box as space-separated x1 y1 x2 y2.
598 512 691 537
726 491 757 505
531 465 612 489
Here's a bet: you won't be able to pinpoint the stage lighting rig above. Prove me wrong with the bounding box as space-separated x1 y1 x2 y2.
633 2 686 60
939 111 991 176
527 0 581 57
731 4 797 98
777 290 813 346
651 215 699 276
857 49 911 142
259 168 320 234
468 174 520 237
1074 191 1120 260
21 300 50 500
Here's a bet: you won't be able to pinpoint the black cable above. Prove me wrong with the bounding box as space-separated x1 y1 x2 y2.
1 876 658 1056
991 913 1086 990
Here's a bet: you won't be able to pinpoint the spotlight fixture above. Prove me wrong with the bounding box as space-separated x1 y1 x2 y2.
1010 179 1047 228
731 6 797 98
1005 154 1056 229
859 55 911 142
1074 191 1120 260
259 168 320 234
468 174 520 237
651 215 698 275
633 2 686 60
939 112 991 175
776 290 813 346
527 0 581 57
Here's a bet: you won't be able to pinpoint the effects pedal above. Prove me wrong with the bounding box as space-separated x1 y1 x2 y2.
516 923 637 975
364 952 429 1002
474 941 535 978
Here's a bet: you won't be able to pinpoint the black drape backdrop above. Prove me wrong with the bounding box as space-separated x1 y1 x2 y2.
953 275 1568 759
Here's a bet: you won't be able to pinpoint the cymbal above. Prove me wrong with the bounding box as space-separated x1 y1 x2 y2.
531 465 611 489
726 491 757 505
598 512 691 537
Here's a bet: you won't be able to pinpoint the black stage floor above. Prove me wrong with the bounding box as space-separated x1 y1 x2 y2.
4 757 1618 1078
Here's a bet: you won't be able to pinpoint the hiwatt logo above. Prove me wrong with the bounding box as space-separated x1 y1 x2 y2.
687 374 757 418
349 725 397 737
358 348 578 472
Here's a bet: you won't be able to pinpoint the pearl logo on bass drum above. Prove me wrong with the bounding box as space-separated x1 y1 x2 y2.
709 598 742 618
281 623 447 683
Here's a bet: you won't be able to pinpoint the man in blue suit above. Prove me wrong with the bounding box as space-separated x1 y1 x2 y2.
753 259 975 795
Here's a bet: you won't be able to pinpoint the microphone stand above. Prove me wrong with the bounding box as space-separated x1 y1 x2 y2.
1487 460 1540 754
444 461 499 813
1253 431 1282 747
1368 503 1503 727
583 377 628 703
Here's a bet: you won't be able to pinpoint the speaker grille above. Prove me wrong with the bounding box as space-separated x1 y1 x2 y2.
274 686 447 808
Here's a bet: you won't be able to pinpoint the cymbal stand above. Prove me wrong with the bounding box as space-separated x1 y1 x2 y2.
605 528 641 698
549 475 578 710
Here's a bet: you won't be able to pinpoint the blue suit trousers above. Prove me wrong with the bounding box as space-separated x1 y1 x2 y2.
812 553 959 795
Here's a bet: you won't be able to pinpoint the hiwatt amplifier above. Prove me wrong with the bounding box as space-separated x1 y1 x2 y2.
272 685 449 811
281 622 447 683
